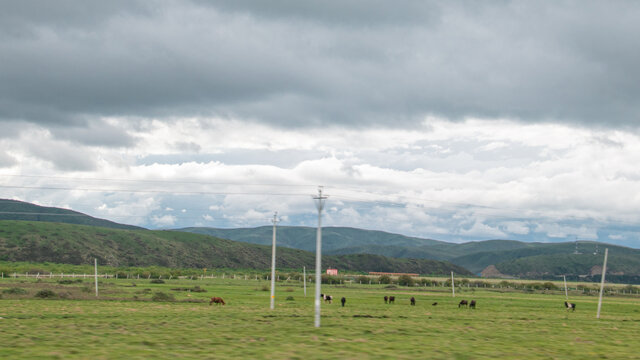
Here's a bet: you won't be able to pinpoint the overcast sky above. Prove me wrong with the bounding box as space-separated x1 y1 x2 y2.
1 1 640 247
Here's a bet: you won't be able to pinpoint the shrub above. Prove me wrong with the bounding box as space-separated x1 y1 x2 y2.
57 279 83 284
191 286 206 293
261 285 269 291
378 275 391 284
34 289 57 299
150 279 165 284
397 275 415 287
321 274 339 284
357 276 370 284
285 288 294 292
3 287 28 295
285 296 295 301
542 282 558 290
151 292 175 302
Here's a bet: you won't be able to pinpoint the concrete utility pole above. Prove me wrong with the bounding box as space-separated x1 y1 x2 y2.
597 248 609 319
303 266 307 297
94 258 98 297
313 186 328 328
451 271 455 297
270 212 280 310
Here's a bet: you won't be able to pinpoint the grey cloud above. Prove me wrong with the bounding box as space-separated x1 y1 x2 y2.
27 140 96 171
1 1 639 131
0 150 17 167
49 120 137 147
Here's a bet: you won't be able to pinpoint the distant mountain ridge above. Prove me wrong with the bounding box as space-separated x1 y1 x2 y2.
179 226 640 280
0 199 143 230
3 199 640 281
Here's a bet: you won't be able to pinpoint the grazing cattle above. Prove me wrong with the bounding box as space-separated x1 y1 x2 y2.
410 297 416 306
384 296 388 304
565 301 576 311
341 297 346 307
323 294 333 304
209 297 225 305
458 299 468 308
470 300 476 309
432 302 438 306
389 296 395 304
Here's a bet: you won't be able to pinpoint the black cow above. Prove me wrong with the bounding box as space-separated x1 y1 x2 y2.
341 297 346 307
470 300 476 309
410 297 416 306
432 302 438 306
564 301 576 311
458 299 468 308
389 296 395 304
384 296 388 304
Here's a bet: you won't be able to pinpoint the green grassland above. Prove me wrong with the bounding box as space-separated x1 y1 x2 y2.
1 277 639 359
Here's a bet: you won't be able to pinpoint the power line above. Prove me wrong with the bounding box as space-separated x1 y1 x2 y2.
1 174 317 188
0 184 311 197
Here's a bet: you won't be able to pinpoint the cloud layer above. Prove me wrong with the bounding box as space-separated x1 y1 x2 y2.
2 1 640 247
2 1 640 134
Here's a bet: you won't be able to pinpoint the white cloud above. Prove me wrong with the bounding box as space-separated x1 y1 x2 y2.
151 215 177 227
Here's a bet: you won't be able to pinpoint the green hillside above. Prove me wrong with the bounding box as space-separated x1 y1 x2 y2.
495 247 640 282
0 220 471 275
0 199 143 230
178 226 446 252
3 199 639 280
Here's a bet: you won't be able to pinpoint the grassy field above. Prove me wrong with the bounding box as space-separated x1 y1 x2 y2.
1 277 639 359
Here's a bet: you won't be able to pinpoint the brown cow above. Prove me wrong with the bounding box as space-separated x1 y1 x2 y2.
389 296 395 304
209 297 226 305
410 297 416 306
384 296 388 304
458 299 468 308
470 300 476 309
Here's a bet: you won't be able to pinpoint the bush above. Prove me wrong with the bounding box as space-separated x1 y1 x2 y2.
542 282 558 290
285 296 295 301
150 279 165 284
397 275 415 287
357 276 370 284
321 274 340 284
34 289 57 299
285 288 294 292
57 279 83 284
378 275 391 284
151 292 175 302
3 287 28 295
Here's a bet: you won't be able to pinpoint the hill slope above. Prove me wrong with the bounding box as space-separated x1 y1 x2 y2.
0 199 143 230
0 220 471 275
179 226 447 252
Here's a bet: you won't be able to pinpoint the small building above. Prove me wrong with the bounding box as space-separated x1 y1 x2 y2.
326 269 338 275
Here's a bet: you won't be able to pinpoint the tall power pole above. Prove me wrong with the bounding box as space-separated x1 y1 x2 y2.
597 248 609 319
313 186 328 328
270 212 279 310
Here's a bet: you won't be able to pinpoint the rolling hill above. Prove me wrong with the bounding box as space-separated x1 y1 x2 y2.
3 199 640 281
179 226 446 252
180 226 640 280
0 220 471 275
0 199 143 230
